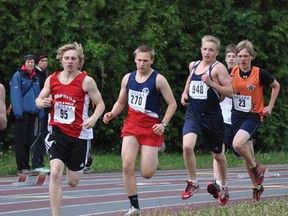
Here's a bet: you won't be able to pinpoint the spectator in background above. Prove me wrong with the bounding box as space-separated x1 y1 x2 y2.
10 54 44 175
0 80 7 130
31 52 50 174
35 52 49 89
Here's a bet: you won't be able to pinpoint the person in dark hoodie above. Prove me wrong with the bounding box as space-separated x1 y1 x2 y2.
31 52 50 174
35 52 49 89
10 54 44 175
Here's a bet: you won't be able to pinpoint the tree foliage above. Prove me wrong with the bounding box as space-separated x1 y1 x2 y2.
0 0 287 153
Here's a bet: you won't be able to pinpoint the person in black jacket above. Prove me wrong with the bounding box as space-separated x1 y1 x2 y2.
31 52 50 174
10 54 43 175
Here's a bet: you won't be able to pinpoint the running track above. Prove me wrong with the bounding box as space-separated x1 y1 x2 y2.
0 165 287 216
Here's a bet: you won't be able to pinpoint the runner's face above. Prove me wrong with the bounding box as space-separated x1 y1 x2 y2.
225 52 238 69
201 42 219 63
61 50 80 72
237 48 253 71
134 52 153 73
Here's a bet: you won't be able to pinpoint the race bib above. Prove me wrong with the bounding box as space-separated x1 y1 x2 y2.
54 103 76 124
128 89 148 113
233 95 252 112
189 81 209 99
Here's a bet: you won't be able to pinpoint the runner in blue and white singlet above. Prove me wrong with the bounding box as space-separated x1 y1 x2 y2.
180 35 233 206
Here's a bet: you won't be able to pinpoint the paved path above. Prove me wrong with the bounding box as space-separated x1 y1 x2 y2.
0 165 287 216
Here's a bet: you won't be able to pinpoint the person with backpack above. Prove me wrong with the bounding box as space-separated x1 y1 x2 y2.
10 54 44 175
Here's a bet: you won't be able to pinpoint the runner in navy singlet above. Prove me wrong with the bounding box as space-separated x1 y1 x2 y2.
180 35 233 206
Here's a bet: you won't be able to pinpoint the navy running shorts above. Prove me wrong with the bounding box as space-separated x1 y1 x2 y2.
183 110 224 154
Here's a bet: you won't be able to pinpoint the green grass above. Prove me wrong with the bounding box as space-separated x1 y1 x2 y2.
143 198 288 216
0 150 286 175
94 150 287 173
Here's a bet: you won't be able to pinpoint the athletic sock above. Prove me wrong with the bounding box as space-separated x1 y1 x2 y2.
128 194 139 209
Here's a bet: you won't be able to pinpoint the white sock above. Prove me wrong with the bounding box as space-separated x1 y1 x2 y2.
188 179 198 184
216 179 228 188
220 182 228 188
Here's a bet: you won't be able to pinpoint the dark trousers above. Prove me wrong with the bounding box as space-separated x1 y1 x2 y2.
31 114 49 169
14 113 36 171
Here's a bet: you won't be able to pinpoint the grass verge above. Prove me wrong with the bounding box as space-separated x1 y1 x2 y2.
0 150 286 175
143 197 288 216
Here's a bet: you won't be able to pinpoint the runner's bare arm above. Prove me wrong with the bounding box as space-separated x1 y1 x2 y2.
103 74 129 124
35 76 52 109
181 61 194 106
82 76 105 128
157 74 177 126
206 63 233 98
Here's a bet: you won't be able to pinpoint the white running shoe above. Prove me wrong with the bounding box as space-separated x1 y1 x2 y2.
34 167 50 174
125 206 141 216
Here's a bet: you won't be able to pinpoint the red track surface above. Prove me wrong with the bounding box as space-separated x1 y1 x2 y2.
0 165 287 216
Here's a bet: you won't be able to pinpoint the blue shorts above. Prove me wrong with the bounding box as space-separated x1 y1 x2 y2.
231 114 260 137
223 123 233 150
231 114 260 157
183 110 224 153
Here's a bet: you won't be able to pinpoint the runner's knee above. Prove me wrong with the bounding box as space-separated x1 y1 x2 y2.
68 178 80 187
141 169 155 179
232 141 241 151
183 143 194 154
122 162 135 175
50 170 62 183
213 152 226 162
